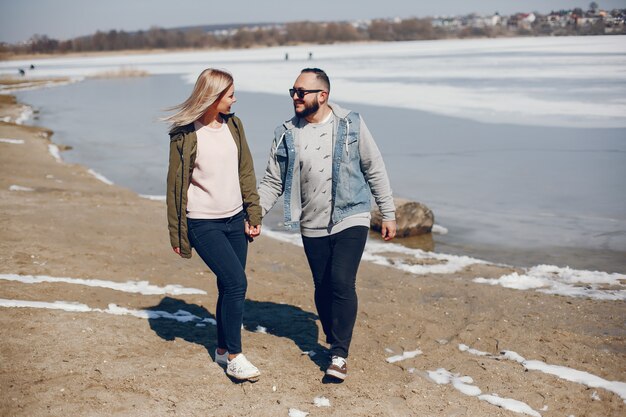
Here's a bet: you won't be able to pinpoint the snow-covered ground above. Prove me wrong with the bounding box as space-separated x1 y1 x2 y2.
2 36 625 128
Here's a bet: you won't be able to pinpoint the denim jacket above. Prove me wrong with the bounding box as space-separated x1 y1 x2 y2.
259 102 395 230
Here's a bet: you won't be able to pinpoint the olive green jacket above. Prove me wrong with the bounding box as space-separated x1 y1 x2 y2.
166 114 261 258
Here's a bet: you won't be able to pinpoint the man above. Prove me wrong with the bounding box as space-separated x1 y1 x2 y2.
259 68 396 381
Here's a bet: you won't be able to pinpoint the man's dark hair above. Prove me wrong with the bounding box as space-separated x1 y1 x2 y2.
301 68 330 93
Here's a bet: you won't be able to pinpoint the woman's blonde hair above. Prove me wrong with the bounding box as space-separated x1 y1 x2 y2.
163 68 233 131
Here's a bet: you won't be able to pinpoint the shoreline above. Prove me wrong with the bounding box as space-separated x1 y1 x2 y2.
1 92 625 416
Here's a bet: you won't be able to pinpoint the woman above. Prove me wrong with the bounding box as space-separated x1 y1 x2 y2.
164 68 262 381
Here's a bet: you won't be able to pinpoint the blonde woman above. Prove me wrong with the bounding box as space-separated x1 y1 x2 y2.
165 68 262 381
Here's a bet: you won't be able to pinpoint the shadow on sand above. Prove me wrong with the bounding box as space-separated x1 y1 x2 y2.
146 297 327 370
243 299 327 369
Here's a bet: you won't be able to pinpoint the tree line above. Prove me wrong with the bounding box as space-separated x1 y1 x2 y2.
2 19 439 55
1 14 623 56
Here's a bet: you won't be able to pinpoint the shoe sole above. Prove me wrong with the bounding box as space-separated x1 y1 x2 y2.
226 370 261 381
325 369 346 380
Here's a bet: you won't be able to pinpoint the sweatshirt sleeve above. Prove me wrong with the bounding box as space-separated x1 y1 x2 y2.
258 131 285 217
358 117 396 221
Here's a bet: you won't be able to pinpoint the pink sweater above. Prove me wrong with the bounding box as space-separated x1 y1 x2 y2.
186 121 243 219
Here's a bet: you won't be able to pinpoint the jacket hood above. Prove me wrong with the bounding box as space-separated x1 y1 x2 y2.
169 122 194 138
282 102 351 130
328 102 351 119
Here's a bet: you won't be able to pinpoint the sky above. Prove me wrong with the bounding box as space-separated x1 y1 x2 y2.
1 0 624 43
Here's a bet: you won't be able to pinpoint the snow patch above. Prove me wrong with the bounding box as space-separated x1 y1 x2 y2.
461 344 626 403
502 351 626 403
427 368 541 416
474 265 626 300
9 185 34 192
432 224 448 235
139 194 166 201
458 344 492 357
386 349 423 363
87 168 114 185
478 394 542 417
48 144 62 162
264 228 485 275
313 396 330 407
0 273 206 295
288 408 309 417
0 298 214 325
0 138 25 144
15 106 33 125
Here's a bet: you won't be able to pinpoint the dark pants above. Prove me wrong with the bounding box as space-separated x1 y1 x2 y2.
302 226 368 358
187 211 248 355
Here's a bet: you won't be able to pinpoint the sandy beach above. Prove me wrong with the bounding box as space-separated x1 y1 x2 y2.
1 91 625 416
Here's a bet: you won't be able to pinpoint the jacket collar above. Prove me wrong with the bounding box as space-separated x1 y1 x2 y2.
282 102 350 130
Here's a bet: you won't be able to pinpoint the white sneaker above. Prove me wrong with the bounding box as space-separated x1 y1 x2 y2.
215 349 228 366
226 353 260 380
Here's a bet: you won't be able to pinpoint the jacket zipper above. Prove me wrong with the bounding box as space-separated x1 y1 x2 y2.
178 137 185 249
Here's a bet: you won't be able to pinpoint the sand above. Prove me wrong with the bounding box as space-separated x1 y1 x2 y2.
0 93 624 417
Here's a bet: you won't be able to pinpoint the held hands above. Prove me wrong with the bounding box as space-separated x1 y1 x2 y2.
381 220 397 241
173 221 262 255
245 221 262 242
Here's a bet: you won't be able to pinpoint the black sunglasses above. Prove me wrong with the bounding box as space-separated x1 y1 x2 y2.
289 88 324 99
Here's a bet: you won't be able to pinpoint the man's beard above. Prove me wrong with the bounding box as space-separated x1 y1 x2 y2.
294 99 320 118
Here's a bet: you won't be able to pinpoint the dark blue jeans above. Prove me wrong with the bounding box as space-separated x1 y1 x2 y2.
302 226 369 358
187 211 248 354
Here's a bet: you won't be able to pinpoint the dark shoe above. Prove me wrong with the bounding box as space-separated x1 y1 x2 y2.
326 356 347 381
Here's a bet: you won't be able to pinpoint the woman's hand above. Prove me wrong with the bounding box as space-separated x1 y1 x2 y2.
173 247 183 256
249 224 261 238
245 221 262 241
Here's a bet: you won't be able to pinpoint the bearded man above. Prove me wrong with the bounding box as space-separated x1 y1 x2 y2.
258 68 396 381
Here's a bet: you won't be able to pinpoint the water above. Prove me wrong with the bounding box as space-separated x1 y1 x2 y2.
16 74 626 273
10 36 626 273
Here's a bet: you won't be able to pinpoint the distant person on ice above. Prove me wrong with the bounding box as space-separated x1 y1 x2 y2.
164 68 262 381
258 68 397 381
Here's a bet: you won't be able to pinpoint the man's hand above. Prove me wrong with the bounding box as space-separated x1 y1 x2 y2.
381 220 397 241
172 247 183 257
